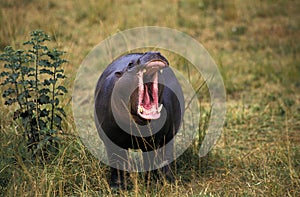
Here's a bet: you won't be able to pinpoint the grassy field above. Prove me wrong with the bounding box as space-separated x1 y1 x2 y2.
0 0 299 196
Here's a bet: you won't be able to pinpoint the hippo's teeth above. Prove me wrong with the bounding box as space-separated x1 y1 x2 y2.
143 68 147 73
160 69 163 74
138 105 162 116
157 104 163 113
138 106 143 113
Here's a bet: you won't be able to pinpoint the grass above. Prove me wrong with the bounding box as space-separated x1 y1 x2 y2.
1 0 300 196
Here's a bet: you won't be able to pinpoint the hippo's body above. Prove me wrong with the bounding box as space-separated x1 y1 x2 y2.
94 52 184 189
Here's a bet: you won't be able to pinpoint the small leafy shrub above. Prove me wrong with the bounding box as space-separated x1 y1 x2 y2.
0 30 68 159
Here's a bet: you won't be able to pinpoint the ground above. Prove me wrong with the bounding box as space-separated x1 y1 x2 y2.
0 0 299 196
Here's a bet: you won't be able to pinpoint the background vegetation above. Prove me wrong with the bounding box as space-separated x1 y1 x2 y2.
0 0 299 196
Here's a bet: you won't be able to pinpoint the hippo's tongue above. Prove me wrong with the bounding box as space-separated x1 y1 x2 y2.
143 85 151 107
137 61 164 120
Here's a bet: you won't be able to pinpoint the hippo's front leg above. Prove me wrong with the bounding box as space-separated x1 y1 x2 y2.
158 139 175 182
161 141 175 183
106 145 129 189
143 139 175 183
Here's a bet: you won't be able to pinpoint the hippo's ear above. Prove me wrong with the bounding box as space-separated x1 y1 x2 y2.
114 71 123 78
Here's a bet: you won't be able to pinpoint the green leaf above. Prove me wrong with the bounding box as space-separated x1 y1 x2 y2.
27 79 36 87
54 98 59 106
40 108 49 117
28 49 36 54
57 85 68 93
4 63 13 69
53 115 62 126
18 90 30 101
49 78 57 84
39 59 51 67
15 49 24 53
0 71 10 77
56 73 66 79
26 53 35 60
2 77 12 85
39 88 50 94
26 101 35 108
47 48 66 60
23 41 34 45
42 79 51 86
21 66 34 75
38 119 47 130
4 46 14 53
19 79 31 86
27 73 35 77
10 73 19 81
3 88 15 97
38 95 50 104
40 68 54 75
4 98 16 105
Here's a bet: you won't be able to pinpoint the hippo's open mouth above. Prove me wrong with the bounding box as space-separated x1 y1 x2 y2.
137 60 166 120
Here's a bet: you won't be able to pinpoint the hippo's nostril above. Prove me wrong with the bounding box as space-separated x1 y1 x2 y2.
138 52 169 66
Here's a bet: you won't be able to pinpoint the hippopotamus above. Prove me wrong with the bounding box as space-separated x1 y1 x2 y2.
94 52 184 189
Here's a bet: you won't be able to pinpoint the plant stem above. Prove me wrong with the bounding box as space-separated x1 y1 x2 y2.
33 41 40 144
12 64 23 111
50 66 56 130
20 69 29 112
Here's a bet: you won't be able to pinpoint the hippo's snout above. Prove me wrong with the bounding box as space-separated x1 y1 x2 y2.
137 52 169 68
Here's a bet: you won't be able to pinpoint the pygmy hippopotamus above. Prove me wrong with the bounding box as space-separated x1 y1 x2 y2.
94 52 184 189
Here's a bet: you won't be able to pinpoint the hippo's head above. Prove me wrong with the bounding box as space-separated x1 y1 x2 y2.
131 52 168 120
113 52 168 122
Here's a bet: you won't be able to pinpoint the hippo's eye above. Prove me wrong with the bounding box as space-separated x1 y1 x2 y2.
127 62 134 69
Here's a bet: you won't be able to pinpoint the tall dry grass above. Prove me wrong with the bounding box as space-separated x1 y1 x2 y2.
0 0 299 196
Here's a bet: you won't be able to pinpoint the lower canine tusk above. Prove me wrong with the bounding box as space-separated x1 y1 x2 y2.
157 104 163 113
